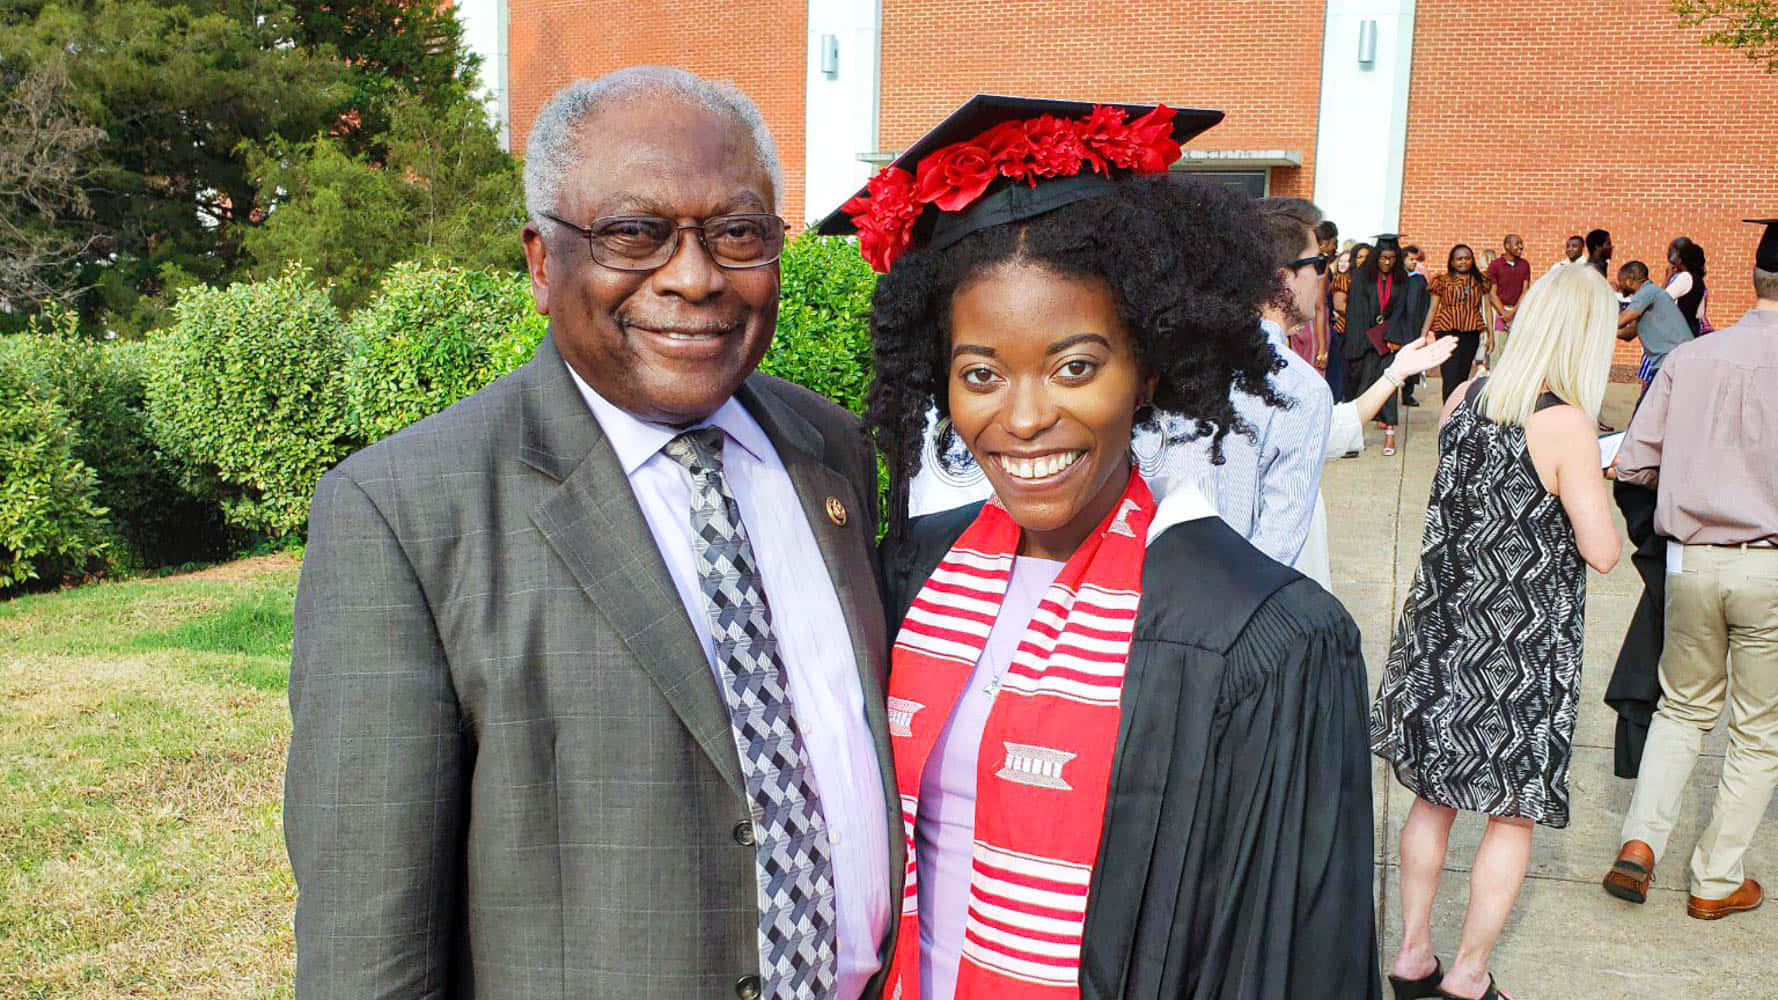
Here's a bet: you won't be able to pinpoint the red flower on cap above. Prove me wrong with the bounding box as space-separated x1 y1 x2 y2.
978 120 1038 181
844 104 1182 273
839 167 919 273
1079 105 1181 173
1022 115 1087 179
914 140 998 212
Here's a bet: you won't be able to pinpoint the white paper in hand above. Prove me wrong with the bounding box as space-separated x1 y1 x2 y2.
1598 431 1626 469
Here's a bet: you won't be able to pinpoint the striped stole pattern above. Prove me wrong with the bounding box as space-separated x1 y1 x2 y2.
886 475 1154 1000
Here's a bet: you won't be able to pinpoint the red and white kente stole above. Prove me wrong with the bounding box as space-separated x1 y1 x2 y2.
886 473 1155 1000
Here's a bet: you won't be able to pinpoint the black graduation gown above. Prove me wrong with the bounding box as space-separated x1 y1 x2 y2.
1604 480 1666 778
1385 275 1430 348
882 504 1381 1000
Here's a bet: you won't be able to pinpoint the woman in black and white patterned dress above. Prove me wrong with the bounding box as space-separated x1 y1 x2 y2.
1370 263 1624 1000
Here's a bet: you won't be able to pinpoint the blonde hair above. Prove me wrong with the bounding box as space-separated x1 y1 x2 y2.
1480 262 1618 426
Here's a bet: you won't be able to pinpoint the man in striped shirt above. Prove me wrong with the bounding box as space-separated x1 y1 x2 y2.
1168 197 1334 571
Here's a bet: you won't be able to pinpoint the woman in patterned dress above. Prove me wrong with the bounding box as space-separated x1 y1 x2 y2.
1370 262 1624 1000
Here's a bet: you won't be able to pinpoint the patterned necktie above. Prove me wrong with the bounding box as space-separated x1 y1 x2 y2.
661 427 838 999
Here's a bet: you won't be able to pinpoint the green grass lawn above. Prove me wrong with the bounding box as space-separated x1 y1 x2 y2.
0 554 301 999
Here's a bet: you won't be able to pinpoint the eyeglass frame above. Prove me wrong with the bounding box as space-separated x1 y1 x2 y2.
1285 253 1330 276
538 211 791 271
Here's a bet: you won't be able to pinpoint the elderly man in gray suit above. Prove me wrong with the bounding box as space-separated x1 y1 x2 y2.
285 66 900 1000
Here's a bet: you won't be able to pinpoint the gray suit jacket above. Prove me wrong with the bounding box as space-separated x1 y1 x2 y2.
285 335 903 999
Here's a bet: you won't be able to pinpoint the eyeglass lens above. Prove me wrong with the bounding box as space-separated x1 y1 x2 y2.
587 215 784 269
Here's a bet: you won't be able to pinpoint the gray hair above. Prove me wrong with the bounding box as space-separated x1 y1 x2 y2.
522 66 784 227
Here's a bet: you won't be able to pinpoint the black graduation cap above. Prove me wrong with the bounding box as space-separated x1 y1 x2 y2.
1746 218 1778 271
1371 233 1402 252
814 94 1223 267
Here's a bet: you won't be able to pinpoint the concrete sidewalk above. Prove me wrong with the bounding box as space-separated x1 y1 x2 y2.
1326 382 1776 1000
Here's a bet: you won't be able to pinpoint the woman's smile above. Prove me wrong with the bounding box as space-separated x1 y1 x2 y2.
991 448 1087 483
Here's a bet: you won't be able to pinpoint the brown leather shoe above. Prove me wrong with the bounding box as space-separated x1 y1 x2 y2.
1603 840 1655 903
1688 878 1763 920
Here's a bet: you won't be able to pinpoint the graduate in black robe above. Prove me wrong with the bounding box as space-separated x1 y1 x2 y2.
1604 477 1665 777
1343 237 1418 427
884 503 1381 999
820 94 1380 999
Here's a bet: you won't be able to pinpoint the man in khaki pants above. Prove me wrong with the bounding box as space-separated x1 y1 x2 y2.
1602 218 1778 919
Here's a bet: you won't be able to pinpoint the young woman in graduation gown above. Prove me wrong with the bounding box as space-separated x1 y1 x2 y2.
819 97 1380 1000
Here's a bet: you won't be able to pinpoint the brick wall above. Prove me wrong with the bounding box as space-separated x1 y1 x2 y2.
505 0 808 223
1400 0 1778 367
876 0 1328 198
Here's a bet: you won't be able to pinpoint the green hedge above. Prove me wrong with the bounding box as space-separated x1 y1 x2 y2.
144 268 356 539
761 232 877 415
343 262 546 441
0 350 108 591
6 309 229 569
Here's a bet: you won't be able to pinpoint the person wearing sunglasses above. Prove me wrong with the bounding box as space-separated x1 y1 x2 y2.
286 66 899 1000
1161 197 1335 574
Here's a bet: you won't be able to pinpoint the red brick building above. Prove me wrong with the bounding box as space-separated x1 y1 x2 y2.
479 0 1778 360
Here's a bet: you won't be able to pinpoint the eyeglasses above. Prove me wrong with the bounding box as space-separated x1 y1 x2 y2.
540 212 790 270
1286 253 1330 276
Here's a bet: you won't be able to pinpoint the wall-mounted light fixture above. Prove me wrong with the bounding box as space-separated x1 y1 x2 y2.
820 34 839 76
1357 19 1378 66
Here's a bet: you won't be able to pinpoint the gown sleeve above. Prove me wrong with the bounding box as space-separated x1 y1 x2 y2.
1187 579 1380 999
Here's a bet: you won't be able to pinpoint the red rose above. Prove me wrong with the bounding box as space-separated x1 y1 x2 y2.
1078 104 1181 174
913 140 998 212
978 120 1036 182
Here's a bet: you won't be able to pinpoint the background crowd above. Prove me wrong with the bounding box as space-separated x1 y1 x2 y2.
1296 224 1721 456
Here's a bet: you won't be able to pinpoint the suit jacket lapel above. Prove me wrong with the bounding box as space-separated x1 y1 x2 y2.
521 337 746 797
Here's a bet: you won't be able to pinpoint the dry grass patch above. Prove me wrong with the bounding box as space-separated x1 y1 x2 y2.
1 560 301 999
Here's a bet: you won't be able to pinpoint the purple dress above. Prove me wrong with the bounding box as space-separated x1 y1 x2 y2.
914 555 1066 1000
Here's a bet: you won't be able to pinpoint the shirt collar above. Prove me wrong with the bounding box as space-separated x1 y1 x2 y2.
1744 308 1778 329
1258 317 1289 352
564 362 770 476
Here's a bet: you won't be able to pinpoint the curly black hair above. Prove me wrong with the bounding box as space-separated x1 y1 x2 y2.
865 173 1285 531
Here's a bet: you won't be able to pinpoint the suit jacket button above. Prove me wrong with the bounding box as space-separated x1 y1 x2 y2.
733 821 755 846
735 974 763 998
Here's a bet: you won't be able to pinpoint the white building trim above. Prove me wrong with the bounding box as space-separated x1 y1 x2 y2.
456 0 512 149
1312 0 1417 240
803 0 882 226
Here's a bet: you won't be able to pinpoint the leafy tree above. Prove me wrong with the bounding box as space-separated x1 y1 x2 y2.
241 92 526 310
0 0 490 332
284 0 478 157
1675 1 1778 71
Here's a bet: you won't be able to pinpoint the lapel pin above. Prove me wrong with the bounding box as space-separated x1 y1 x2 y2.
825 497 848 527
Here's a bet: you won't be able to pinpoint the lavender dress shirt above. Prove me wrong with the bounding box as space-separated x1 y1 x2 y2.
569 366 892 999
915 555 1067 1000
